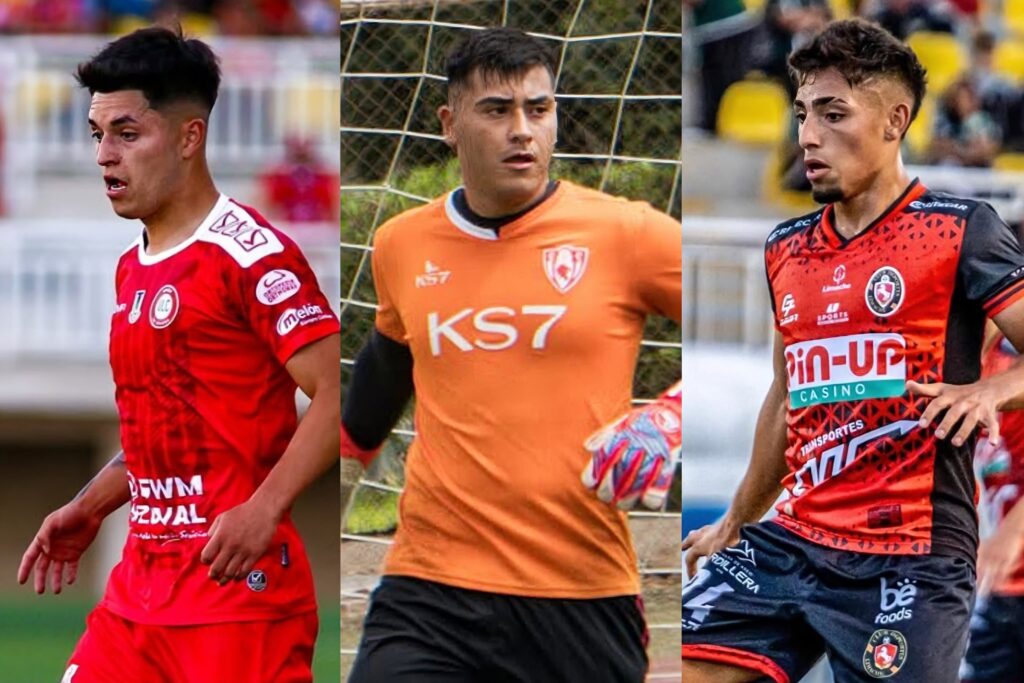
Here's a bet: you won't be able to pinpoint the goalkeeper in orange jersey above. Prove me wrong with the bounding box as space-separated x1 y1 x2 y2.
342 26 681 682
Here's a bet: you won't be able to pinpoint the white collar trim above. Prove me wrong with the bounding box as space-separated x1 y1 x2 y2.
444 190 499 241
135 194 229 265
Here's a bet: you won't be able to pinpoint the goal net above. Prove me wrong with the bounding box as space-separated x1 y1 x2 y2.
341 1 682 678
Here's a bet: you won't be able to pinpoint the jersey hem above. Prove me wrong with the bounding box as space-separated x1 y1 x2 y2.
273 322 339 366
984 279 1024 317
682 644 789 683
381 569 641 600
771 517 946 556
99 597 318 627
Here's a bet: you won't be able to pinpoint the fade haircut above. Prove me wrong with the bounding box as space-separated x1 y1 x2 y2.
788 19 927 136
445 27 557 105
76 25 221 116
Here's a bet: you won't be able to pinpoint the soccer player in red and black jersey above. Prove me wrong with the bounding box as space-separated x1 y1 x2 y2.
682 19 1024 683
16 27 339 683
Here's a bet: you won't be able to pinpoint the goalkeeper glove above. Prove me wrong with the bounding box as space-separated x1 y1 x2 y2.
581 381 681 510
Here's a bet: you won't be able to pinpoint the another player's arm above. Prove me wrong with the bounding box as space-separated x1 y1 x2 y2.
201 334 340 583
978 492 1024 597
18 450 130 595
682 332 789 577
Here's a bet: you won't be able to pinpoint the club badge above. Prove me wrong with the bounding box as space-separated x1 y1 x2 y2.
865 266 905 317
246 569 267 592
863 629 908 678
149 285 179 329
542 244 589 294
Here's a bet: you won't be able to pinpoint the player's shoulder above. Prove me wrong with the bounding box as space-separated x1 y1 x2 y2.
556 181 677 233
195 196 292 268
372 194 448 248
904 189 982 220
766 207 824 248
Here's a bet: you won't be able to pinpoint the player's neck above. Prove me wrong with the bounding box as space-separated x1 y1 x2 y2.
462 178 551 218
142 176 221 255
831 165 912 240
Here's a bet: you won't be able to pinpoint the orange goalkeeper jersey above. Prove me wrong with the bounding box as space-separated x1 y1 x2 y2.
371 181 681 598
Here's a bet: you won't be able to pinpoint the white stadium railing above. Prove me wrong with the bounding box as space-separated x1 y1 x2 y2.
0 36 338 215
684 165 1024 348
0 220 340 360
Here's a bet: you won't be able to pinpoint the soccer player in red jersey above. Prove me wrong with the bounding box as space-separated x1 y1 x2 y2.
341 27 681 682
961 329 1024 682
682 19 1024 683
16 27 340 683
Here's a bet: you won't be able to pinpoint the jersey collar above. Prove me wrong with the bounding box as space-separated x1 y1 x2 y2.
135 194 230 266
819 178 925 249
443 182 565 241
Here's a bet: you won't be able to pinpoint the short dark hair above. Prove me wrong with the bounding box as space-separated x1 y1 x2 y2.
445 27 557 102
75 26 221 114
789 19 927 130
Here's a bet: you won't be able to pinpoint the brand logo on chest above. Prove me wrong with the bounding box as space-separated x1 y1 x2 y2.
542 244 589 294
128 289 146 324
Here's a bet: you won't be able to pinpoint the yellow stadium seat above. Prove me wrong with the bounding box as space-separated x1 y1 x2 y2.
181 12 217 37
743 0 767 11
828 0 853 19
110 15 148 36
907 31 967 96
994 152 1024 171
1006 0 1024 38
905 94 935 160
15 70 72 122
283 76 340 136
716 79 790 146
994 40 1024 82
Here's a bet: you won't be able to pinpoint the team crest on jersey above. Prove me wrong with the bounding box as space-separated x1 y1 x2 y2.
865 266 905 317
862 629 908 678
149 285 180 329
542 244 589 294
246 569 268 592
128 289 146 324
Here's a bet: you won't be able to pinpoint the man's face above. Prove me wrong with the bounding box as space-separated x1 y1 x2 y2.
795 68 902 204
440 64 557 215
88 90 185 220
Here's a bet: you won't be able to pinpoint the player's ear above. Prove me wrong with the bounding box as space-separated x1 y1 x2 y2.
438 103 456 149
180 117 206 160
885 101 911 142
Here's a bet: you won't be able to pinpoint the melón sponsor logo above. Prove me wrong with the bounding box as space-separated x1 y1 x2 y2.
785 333 906 407
276 303 326 336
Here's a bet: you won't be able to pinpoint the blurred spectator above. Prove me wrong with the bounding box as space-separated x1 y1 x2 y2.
967 31 1023 150
685 0 760 132
258 136 338 223
751 0 831 96
929 77 1002 166
868 0 956 41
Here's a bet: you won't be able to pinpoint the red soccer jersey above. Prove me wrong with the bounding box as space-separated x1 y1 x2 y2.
977 334 1024 594
765 180 1024 559
100 194 338 625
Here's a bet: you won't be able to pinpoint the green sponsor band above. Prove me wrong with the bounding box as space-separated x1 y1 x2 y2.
791 379 905 408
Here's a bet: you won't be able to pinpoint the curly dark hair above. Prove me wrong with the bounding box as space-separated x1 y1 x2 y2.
789 19 927 131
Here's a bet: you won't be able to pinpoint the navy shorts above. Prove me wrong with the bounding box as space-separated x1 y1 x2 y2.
961 594 1024 682
348 575 648 683
682 521 975 683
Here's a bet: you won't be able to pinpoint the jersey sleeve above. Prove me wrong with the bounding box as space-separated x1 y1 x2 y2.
371 225 409 343
235 233 339 366
959 203 1024 317
629 205 681 322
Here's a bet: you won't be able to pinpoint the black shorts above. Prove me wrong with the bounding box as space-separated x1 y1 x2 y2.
962 594 1024 682
348 575 649 683
681 521 975 683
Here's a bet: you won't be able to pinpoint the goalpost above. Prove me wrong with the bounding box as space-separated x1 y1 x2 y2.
341 1 682 678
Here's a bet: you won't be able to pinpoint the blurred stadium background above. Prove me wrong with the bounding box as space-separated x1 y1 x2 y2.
0 2 339 681
684 0 1024 680
341 0 681 679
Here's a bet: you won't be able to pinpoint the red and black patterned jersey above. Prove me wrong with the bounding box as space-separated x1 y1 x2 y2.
977 334 1024 594
100 194 339 625
765 179 1024 560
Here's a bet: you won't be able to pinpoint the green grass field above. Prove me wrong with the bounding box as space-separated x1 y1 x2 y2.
0 598 339 682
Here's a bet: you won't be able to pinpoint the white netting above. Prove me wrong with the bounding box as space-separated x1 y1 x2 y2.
341 1 681 678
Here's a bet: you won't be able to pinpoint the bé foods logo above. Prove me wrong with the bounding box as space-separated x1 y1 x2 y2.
785 333 906 407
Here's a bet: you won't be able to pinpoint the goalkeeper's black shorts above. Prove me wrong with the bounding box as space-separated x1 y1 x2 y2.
347 575 648 682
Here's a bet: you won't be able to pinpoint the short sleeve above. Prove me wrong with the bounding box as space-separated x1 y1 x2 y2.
237 233 339 365
959 203 1024 317
630 205 681 322
371 227 408 343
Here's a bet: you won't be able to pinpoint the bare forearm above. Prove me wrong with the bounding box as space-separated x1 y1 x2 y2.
73 450 130 519
723 381 789 530
250 384 340 519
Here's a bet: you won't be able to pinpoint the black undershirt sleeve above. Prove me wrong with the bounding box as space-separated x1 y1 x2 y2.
342 328 414 451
